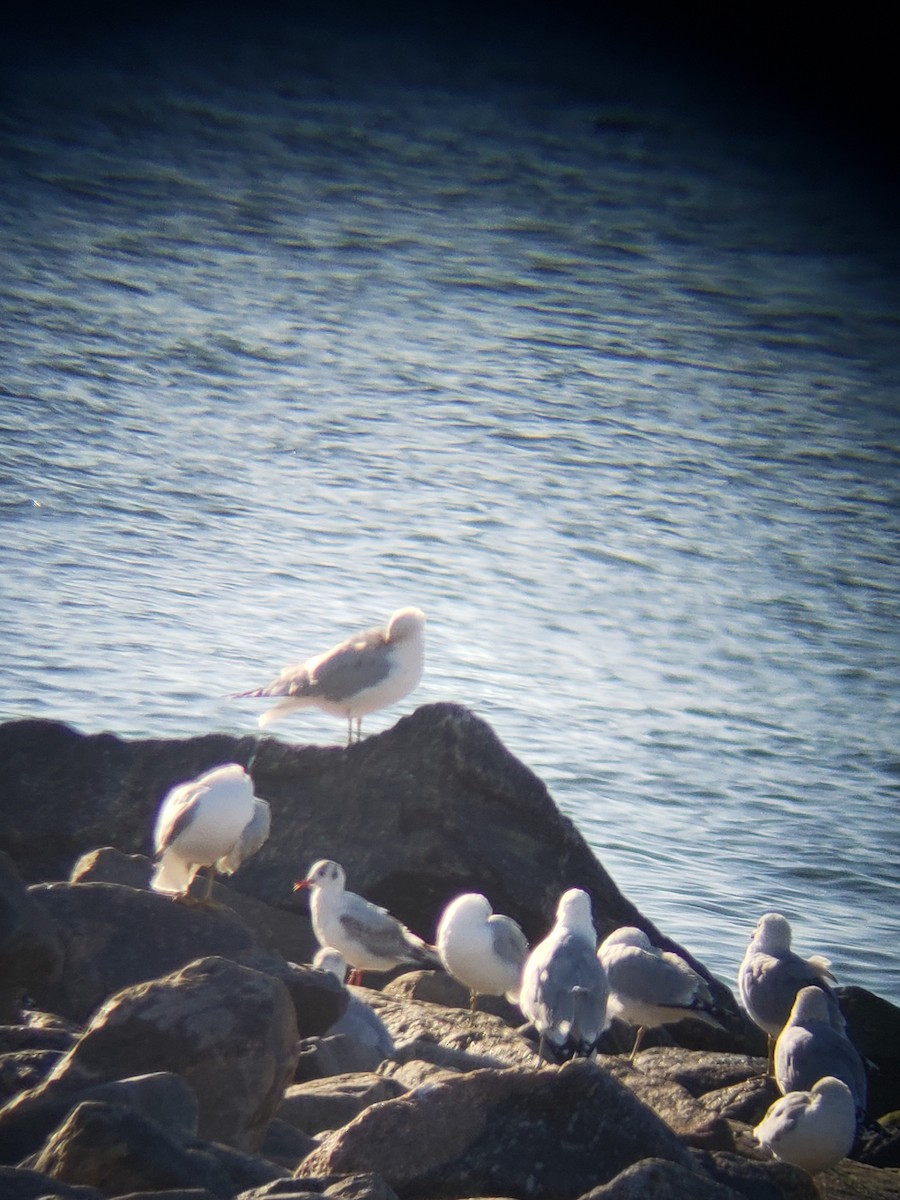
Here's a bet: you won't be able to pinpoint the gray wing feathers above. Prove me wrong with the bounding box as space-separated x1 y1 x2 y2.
154 782 209 853
277 631 392 702
489 915 529 969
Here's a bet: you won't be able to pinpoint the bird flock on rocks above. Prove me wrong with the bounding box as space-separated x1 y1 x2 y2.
146 606 872 1179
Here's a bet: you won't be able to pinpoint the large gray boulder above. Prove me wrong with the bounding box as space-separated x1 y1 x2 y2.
0 852 62 1022
298 1059 698 1199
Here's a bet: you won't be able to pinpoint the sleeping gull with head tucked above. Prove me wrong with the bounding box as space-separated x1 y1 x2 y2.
738 912 840 1063
295 858 441 983
150 763 270 901
232 606 426 743
754 1076 857 1174
598 926 722 1059
436 892 529 1012
519 888 610 1062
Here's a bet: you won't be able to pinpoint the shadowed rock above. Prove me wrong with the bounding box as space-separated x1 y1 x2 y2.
298 1059 698 1199
0 853 63 1022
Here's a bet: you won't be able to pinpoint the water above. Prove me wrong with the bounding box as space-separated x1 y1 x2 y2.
2 9 899 1005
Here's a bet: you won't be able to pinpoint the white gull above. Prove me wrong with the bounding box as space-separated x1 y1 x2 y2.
232 606 425 743
436 892 529 1012
519 888 610 1062
598 926 722 1059
754 1076 857 1174
295 858 440 983
737 912 840 1061
774 985 867 1114
150 763 269 900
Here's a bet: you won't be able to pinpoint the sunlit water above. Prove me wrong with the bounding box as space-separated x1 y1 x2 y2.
2 11 899 1004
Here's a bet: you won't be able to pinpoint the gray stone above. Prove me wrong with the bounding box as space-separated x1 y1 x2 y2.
579 1156 743 1199
277 1073 407 1136
603 1055 736 1151
0 1162 105 1198
0 851 63 1022
299 1059 695 1199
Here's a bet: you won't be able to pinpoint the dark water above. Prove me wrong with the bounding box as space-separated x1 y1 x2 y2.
2 8 899 1004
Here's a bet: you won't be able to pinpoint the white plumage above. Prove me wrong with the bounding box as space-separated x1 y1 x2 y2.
519 888 610 1061
151 763 269 899
436 892 529 1011
296 858 440 982
754 1076 857 1174
232 606 426 742
598 926 721 1058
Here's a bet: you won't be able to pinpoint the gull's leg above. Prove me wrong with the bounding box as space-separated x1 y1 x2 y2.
346 716 353 746
629 1025 647 1063
469 990 478 1014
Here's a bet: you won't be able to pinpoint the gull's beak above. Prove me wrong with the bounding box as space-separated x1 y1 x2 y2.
293 879 311 892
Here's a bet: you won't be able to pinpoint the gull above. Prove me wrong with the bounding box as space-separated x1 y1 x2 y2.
311 948 395 1059
753 1076 857 1174
295 858 441 983
232 606 426 743
774 986 868 1114
519 888 610 1062
737 912 840 1062
598 926 723 1059
150 763 270 901
436 892 529 1012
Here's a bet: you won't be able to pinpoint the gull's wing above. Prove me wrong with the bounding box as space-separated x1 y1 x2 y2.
488 914 529 969
609 945 700 1009
153 780 210 855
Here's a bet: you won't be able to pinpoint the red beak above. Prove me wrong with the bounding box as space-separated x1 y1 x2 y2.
293 878 310 892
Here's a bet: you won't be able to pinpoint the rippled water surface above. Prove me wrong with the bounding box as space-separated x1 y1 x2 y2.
2 10 899 1003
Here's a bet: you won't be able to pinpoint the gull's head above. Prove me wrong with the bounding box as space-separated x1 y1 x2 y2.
599 926 651 953
294 858 346 894
556 888 594 936
752 912 792 953
788 985 833 1026
312 946 349 982
387 607 426 643
443 892 492 928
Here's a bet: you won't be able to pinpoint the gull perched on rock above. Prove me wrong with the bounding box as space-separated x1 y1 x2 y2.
295 859 441 983
436 892 529 1012
598 926 722 1059
232 606 426 743
753 1076 857 1174
312 948 396 1059
150 763 270 901
775 985 868 1115
738 912 839 1061
519 888 610 1062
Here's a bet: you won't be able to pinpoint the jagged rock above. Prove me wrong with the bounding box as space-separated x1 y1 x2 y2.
603 1056 736 1151
0 1017 78 1053
382 969 521 1025
239 1178 399 1200
30 1099 238 1197
0 1048 66 1104
362 985 537 1069
0 709 740 1035
0 1070 199 1165
838 987 900 1121
293 1035 390 1083
298 1059 699 1199
258 1116 319 1170
71 846 318 966
698 1073 780 1124
579 1156 743 1199
25 881 347 1036
813 1159 900 1198
0 1162 104 1198
696 1149 820 1199
0 852 63 1022
277 1074 408 1136
0 957 298 1157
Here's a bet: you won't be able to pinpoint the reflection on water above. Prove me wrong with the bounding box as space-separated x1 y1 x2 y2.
1 10 899 1002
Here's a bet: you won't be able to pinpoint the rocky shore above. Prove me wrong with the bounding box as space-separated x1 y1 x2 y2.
1 704 898 1200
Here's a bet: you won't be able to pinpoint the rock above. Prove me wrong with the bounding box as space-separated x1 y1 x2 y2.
0 1162 104 1198
0 852 63 1022
0 956 298 1157
277 1074 408 1136
298 1059 700 1199
71 846 319 966
30 1099 237 1197
25 881 346 1037
579 1156 743 1199
696 1149 820 1199
603 1057 736 1151
382 969 521 1025
258 1116 319 1170
0 1048 66 1104
293 1035 390 1083
838 986 900 1121
0 710 740 1032
0 1070 199 1166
